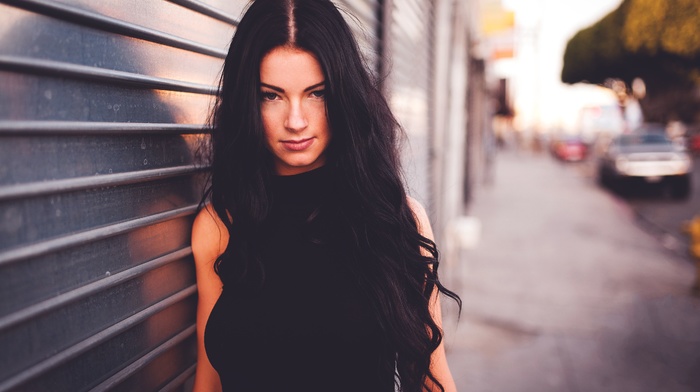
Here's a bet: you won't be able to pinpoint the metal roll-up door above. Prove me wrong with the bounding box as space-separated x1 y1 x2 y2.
337 0 382 75
0 0 242 390
383 0 434 209
0 0 383 391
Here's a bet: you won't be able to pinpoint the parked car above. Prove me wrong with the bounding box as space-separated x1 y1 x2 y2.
597 131 692 199
688 133 700 154
550 135 588 162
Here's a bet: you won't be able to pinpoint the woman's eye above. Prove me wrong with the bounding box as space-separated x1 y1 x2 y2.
261 92 278 101
310 90 325 99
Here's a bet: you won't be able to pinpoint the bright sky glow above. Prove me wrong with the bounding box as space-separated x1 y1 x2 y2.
495 0 624 133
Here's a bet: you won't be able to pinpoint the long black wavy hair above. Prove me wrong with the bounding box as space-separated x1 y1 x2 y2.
200 0 461 390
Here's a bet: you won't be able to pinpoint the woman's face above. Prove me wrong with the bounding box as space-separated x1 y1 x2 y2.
259 46 331 176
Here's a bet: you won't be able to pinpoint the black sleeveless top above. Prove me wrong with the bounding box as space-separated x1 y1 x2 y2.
204 165 396 391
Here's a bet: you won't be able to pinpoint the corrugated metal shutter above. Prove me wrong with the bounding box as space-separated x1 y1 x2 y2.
337 0 382 74
0 0 382 391
0 0 239 390
383 0 434 209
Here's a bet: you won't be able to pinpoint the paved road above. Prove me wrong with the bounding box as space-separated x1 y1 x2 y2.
623 158 700 254
442 148 700 392
577 153 700 256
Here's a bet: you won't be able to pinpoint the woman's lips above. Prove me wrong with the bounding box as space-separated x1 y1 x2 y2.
281 138 314 151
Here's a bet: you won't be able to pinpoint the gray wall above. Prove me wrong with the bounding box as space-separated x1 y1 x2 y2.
0 0 470 390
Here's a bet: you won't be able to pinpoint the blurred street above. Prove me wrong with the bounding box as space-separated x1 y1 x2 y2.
616 158 700 255
442 147 700 392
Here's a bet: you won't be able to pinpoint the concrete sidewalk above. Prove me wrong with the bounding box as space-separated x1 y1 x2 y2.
442 149 700 392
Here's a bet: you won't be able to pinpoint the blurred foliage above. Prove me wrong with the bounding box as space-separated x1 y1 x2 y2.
562 0 700 87
623 0 700 57
562 0 700 123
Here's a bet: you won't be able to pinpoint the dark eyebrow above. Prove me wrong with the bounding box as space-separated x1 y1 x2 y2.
260 81 326 93
260 83 284 92
303 81 325 92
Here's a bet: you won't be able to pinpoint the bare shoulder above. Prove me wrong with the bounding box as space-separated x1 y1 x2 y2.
191 204 229 266
406 196 433 239
191 204 226 391
406 196 428 220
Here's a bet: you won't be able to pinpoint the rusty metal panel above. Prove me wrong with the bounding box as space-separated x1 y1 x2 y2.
0 0 383 391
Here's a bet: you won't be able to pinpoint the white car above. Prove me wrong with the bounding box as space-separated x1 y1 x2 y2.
597 131 692 199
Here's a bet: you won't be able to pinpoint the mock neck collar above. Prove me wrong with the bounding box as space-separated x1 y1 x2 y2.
270 165 334 207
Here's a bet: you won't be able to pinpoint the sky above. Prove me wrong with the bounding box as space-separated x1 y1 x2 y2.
494 0 624 134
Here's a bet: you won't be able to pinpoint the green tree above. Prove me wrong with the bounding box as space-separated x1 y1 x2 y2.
561 0 700 124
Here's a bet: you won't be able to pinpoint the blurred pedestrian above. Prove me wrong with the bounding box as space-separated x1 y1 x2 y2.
190 0 461 391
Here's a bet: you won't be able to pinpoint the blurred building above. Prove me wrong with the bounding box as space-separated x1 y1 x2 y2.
0 0 492 390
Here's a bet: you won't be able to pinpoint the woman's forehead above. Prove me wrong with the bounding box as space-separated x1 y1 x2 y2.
259 47 325 89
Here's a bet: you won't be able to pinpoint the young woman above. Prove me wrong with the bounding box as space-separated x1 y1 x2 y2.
191 0 461 390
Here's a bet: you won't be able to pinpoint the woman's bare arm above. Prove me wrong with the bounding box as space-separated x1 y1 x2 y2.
407 197 458 392
191 205 228 392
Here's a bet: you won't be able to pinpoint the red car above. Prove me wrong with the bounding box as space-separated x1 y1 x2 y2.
551 136 588 162
688 133 700 153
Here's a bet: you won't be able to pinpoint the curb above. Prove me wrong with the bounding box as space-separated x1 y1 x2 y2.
632 209 693 263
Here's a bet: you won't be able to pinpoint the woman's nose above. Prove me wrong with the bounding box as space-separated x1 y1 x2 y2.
284 102 308 132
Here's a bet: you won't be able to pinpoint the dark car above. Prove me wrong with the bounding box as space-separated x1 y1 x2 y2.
597 131 692 199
